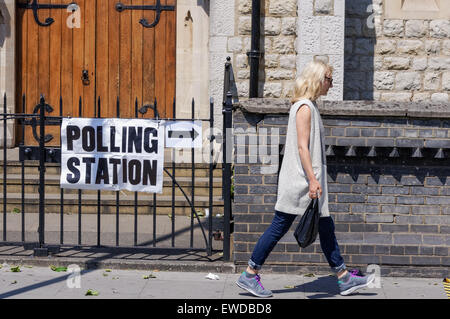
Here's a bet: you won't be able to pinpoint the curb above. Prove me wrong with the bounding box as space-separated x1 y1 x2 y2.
0 256 236 274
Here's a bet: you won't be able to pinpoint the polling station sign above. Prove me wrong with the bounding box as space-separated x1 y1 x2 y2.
60 118 165 193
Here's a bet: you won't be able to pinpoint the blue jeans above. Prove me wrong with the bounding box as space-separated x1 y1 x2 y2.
248 211 346 273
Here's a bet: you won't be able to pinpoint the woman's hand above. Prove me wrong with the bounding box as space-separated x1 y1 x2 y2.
309 178 322 199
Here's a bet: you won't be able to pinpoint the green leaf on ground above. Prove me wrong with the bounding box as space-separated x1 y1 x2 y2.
85 289 99 296
196 210 205 217
143 274 157 279
104 269 112 272
10 266 21 272
284 285 295 289
304 273 315 278
12 208 20 214
50 265 67 272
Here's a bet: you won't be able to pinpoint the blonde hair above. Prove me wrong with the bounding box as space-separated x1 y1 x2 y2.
291 60 333 103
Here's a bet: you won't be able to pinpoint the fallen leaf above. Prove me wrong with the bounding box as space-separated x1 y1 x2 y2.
143 274 157 279
50 265 67 272
11 280 17 284
85 289 99 296
105 269 112 272
196 210 205 217
103 273 109 277
284 285 295 289
10 266 21 273
304 273 315 278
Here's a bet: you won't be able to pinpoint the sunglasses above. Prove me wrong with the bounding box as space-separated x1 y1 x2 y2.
325 76 333 84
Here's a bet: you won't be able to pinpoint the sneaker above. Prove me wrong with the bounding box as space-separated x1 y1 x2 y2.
338 271 376 296
236 272 273 298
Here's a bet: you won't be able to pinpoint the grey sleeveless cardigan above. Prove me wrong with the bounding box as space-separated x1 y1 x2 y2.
274 99 330 217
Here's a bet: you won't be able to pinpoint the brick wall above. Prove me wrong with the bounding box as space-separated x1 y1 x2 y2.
232 99 450 277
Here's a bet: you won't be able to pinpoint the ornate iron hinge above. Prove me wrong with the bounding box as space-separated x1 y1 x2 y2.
115 0 175 28
18 0 78 27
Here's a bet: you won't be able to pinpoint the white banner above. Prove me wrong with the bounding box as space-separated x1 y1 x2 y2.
60 118 165 193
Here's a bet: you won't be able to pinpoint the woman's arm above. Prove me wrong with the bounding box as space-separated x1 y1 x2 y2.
296 105 322 198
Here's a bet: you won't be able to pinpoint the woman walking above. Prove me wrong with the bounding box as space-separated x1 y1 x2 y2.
236 60 375 297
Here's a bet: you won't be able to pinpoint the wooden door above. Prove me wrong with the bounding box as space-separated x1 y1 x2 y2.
16 0 176 146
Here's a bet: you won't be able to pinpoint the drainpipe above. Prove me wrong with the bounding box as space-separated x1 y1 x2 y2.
247 0 261 98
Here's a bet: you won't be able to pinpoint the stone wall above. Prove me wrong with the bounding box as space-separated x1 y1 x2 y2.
232 0 450 103
232 99 450 277
345 0 450 101
235 0 298 99
0 0 15 148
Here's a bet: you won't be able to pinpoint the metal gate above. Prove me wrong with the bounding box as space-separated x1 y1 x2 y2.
0 89 234 260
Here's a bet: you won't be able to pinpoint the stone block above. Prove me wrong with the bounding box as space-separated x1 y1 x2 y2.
263 17 282 36
314 0 333 15
396 40 424 55
411 57 427 71
272 37 295 54
428 57 450 71
430 19 450 38
425 40 441 54
269 0 297 16
263 82 283 98
395 72 422 90
431 93 449 102
375 39 396 55
279 55 296 69
443 40 450 55
298 0 314 16
443 72 450 90
281 17 297 36
373 71 395 90
384 57 411 70
405 20 428 38
238 0 252 14
383 20 404 37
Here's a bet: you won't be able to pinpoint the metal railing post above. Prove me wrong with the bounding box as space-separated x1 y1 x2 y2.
3 93 7 241
222 91 233 261
35 95 47 256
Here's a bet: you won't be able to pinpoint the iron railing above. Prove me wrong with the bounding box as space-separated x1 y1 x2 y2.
0 91 233 260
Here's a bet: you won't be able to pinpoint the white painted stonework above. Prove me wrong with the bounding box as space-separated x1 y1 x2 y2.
0 0 15 147
297 0 345 101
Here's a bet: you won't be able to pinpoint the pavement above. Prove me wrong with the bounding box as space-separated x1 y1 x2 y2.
0 263 447 299
0 213 448 301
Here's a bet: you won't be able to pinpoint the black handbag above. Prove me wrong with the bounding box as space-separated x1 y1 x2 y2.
293 198 320 248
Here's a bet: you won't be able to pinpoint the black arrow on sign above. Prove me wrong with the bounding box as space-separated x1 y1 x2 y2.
168 128 199 141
